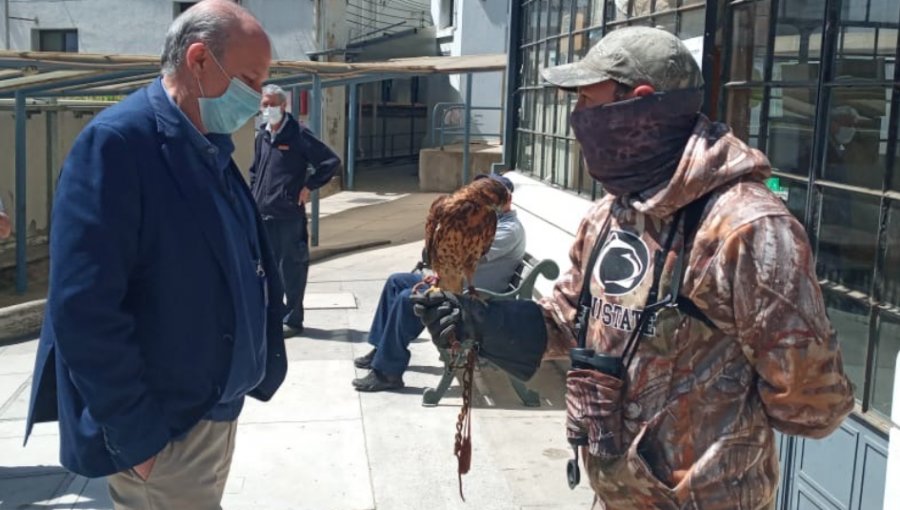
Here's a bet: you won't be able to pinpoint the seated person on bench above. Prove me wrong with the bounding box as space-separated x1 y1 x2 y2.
352 174 526 392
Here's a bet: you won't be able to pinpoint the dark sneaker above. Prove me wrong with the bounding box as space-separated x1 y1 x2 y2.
354 348 377 369
352 369 404 392
283 323 304 338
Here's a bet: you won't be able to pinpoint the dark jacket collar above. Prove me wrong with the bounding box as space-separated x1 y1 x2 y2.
260 112 300 143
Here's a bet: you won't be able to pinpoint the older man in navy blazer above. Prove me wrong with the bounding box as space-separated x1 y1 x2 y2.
25 1 286 508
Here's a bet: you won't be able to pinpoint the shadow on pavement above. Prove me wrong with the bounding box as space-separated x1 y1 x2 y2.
294 327 368 343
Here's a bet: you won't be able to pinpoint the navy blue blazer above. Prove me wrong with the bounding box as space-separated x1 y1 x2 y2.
25 79 287 478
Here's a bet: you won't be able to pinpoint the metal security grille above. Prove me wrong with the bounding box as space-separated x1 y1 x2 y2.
723 0 900 423
513 0 710 199
511 0 900 426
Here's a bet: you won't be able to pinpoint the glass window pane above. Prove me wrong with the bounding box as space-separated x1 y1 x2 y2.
816 189 879 295
530 2 541 41
561 0 574 34
551 138 569 187
552 90 564 137
655 13 677 35
573 31 590 60
544 87 556 133
841 0 868 23
574 144 591 195
725 87 763 145
679 8 705 39
821 88 890 190
520 90 533 131
766 87 817 177
519 48 530 87
822 289 868 404
654 0 676 13
535 85 546 131
522 3 533 42
516 131 534 173
559 36 572 65
872 312 900 417
588 27 604 48
574 0 591 31
590 0 605 26
533 134 544 179
556 139 574 189
608 0 629 23
729 0 770 84
772 0 826 81
632 0 652 17
837 0 900 24
548 37 561 67
547 0 562 37
882 202 900 308
836 27 888 80
869 0 900 24
782 177 808 221
539 0 549 40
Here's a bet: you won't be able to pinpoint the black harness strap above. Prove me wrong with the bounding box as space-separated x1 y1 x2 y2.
573 194 718 361
675 193 717 330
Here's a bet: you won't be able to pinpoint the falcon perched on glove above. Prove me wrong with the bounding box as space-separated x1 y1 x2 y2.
423 175 511 295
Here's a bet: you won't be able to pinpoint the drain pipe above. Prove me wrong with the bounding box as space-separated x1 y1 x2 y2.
497 0 521 174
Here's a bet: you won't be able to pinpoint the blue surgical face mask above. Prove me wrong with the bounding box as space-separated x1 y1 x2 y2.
196 53 261 134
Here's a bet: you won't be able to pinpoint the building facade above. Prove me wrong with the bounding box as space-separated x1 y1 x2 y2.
0 0 316 60
507 1 898 509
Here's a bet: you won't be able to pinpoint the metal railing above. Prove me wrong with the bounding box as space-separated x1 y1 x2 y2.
357 130 427 162
430 102 503 149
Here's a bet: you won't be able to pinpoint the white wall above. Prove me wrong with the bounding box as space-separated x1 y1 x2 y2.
504 171 595 298
1 0 315 60
430 0 507 136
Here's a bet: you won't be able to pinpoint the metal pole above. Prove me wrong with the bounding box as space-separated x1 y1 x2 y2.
347 83 358 191
4 0 10 50
462 72 473 184
291 85 300 118
309 75 322 247
46 99 58 239
14 90 27 293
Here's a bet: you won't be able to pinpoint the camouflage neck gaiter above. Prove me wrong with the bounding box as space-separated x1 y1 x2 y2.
570 88 703 196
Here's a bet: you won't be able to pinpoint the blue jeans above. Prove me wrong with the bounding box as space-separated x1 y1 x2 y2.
263 217 309 329
368 272 427 377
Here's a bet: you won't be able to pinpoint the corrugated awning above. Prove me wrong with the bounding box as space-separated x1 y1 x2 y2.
0 50 506 98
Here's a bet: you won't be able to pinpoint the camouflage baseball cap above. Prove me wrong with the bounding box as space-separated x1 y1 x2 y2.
541 26 703 91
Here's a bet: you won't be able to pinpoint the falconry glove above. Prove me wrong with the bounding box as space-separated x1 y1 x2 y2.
411 290 548 381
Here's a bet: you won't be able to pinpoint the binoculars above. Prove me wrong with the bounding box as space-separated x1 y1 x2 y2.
569 347 624 378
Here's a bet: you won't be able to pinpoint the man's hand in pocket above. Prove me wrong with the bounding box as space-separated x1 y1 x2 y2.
132 455 156 481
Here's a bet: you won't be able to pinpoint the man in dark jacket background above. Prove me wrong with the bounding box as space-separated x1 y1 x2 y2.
250 84 341 335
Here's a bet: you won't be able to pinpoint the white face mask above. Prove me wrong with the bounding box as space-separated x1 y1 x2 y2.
261 106 284 126
835 127 856 146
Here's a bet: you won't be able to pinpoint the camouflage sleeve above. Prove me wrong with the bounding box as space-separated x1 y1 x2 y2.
539 214 592 359
699 215 855 438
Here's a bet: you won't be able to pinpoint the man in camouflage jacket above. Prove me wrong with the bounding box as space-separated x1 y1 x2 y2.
413 27 854 509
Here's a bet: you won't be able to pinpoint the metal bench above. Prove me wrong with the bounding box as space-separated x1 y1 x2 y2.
421 254 560 407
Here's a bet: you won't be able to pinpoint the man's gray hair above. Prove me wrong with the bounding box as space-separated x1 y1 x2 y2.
262 84 288 104
160 4 238 75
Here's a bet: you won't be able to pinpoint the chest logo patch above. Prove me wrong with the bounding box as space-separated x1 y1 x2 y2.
596 230 650 296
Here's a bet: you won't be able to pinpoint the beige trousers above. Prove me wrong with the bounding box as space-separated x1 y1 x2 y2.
107 419 238 510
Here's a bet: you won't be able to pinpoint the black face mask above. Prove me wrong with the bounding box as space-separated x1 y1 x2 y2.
570 88 703 196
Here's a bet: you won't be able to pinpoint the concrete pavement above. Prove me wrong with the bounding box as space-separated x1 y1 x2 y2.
0 188 594 510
